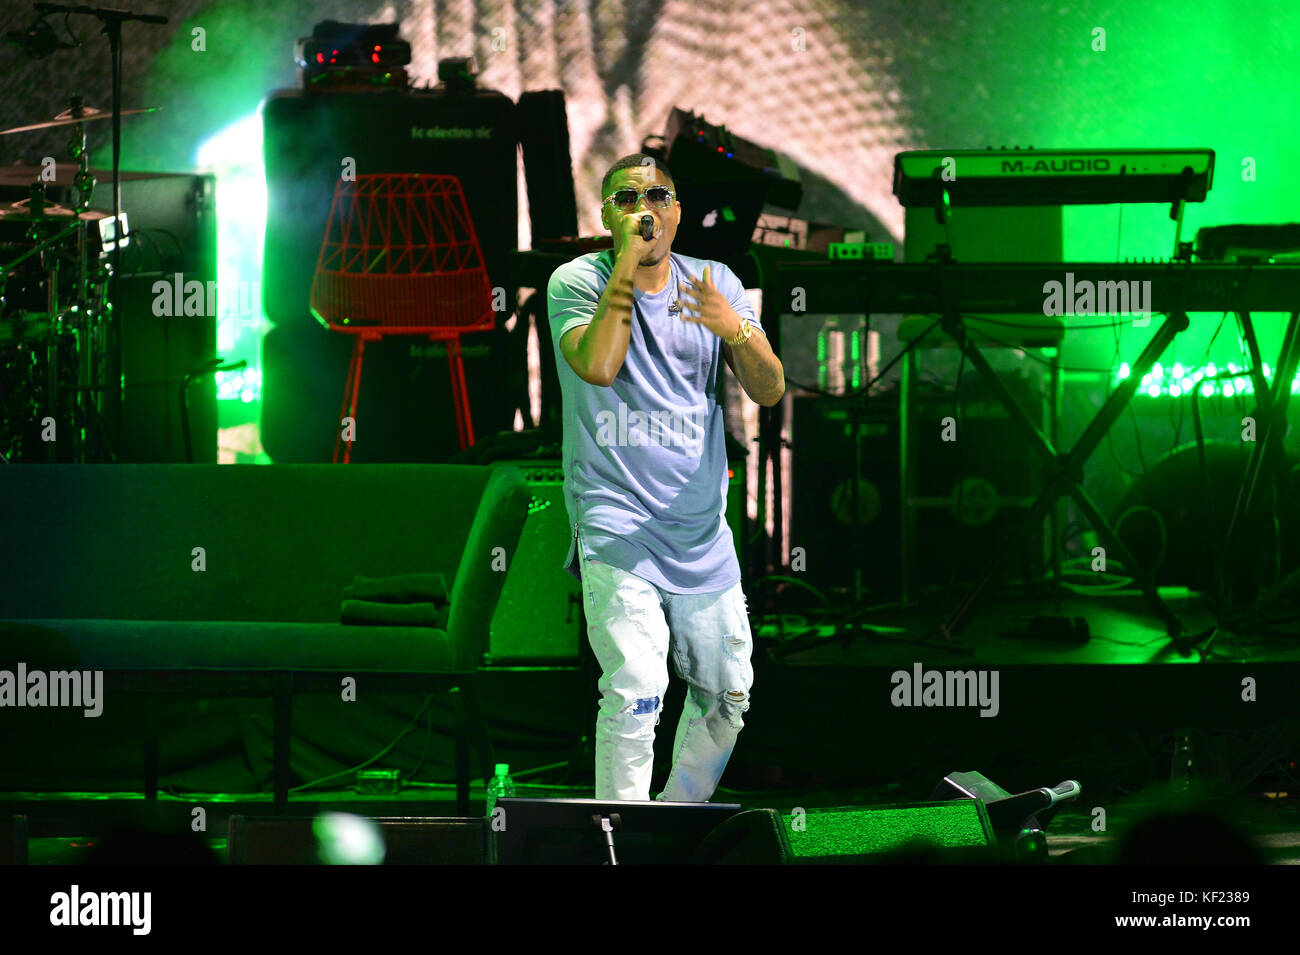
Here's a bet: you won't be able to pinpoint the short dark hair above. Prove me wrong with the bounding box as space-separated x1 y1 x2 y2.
601 153 674 197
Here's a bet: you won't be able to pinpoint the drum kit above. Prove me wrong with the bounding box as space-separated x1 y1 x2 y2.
0 99 157 462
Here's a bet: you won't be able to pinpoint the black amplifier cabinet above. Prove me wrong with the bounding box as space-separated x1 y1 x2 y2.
792 396 901 595
486 456 748 662
106 173 218 463
488 460 583 663
261 87 519 327
793 385 1046 597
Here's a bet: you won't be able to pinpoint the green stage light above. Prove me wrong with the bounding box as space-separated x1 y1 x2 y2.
216 368 262 403
1118 361 1300 399
195 109 269 435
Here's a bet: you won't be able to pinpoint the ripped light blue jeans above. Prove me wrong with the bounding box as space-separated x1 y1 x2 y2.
578 540 754 803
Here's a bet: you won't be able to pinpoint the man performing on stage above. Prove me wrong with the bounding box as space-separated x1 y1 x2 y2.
547 153 785 802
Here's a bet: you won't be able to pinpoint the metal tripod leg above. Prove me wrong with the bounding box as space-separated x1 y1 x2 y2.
936 312 1192 652
1218 311 1300 611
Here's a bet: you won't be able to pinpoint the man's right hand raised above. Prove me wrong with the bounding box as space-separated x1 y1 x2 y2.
611 210 654 264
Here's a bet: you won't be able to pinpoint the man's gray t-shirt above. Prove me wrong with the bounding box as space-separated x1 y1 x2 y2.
547 249 759 594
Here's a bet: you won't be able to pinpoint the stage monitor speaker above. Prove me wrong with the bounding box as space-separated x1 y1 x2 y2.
930 770 1078 862
695 802 996 864
227 815 490 865
1 815 27 865
517 90 578 242
489 461 583 662
692 808 789 864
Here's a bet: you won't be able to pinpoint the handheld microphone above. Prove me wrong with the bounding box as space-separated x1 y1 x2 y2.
640 215 654 241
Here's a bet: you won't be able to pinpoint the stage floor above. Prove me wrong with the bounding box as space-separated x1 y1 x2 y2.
752 585 1300 666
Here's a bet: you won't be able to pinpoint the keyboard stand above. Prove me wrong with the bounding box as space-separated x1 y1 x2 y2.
923 262 1195 654
1217 308 1300 613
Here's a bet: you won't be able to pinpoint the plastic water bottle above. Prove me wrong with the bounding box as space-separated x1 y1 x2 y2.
486 763 516 818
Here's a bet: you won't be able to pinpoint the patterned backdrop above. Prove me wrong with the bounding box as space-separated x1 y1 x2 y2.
2 0 1296 475
8 0 1290 250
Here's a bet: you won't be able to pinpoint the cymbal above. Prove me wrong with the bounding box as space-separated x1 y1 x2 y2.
0 105 159 137
0 199 109 222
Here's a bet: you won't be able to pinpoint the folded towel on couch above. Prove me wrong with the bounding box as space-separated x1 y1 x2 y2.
341 599 450 628
342 573 448 604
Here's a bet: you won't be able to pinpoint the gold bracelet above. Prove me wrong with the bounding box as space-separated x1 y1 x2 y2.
726 318 753 346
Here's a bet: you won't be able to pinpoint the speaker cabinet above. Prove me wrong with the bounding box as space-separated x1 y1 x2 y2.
101 173 218 463
115 275 218 463
791 395 900 594
261 87 518 328
259 321 523 464
260 83 528 462
487 458 744 661
227 815 490 865
692 809 789 864
909 372 1048 589
489 461 582 662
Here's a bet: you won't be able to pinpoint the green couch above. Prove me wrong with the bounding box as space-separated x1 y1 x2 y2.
0 463 530 814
